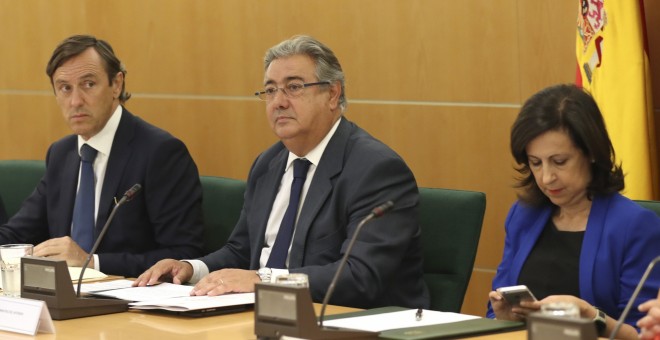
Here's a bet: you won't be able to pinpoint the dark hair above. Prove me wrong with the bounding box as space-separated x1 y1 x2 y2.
46 34 131 103
264 35 346 112
510 83 624 206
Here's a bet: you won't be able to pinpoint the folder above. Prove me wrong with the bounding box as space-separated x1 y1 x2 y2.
323 307 524 340
379 317 525 339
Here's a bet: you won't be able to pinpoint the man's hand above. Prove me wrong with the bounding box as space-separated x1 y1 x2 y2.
133 259 193 286
190 269 261 296
33 236 90 267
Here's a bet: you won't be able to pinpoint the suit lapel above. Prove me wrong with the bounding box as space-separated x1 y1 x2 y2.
250 149 288 268
288 118 351 267
511 206 552 280
96 109 135 233
61 145 83 236
579 195 607 302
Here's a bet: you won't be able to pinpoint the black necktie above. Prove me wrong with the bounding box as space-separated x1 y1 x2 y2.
267 158 312 269
72 144 98 253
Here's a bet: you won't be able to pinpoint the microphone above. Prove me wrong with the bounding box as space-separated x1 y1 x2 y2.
609 255 660 340
76 184 142 297
318 201 394 327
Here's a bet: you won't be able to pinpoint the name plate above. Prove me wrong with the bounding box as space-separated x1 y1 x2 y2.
0 296 55 335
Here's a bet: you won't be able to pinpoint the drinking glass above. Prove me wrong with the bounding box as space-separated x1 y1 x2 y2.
275 273 309 288
540 302 580 319
0 244 34 297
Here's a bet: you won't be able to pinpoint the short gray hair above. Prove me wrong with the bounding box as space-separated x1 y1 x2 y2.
264 35 346 112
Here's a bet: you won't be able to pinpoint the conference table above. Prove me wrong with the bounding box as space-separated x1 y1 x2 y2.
0 302 528 340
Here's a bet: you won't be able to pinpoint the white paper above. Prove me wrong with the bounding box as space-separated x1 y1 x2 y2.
88 282 194 302
77 279 135 293
0 296 55 335
323 309 480 332
68 267 107 281
129 293 255 312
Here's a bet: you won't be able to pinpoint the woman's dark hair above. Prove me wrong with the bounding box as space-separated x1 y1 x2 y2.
510 83 624 206
46 34 130 103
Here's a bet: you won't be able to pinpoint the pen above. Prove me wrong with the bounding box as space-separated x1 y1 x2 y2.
415 308 423 321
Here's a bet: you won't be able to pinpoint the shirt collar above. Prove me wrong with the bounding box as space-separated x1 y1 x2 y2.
285 117 342 170
77 105 122 157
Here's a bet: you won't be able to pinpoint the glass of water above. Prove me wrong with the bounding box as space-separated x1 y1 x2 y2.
275 273 309 288
0 244 34 297
540 302 580 319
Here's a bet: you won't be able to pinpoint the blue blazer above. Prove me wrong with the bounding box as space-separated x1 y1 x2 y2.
199 118 430 309
488 193 660 327
0 109 204 277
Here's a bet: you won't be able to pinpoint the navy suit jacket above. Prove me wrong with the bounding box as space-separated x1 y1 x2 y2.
488 193 660 327
0 108 204 277
199 118 429 309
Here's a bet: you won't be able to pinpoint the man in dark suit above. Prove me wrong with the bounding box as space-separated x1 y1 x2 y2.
135 35 429 309
0 35 204 278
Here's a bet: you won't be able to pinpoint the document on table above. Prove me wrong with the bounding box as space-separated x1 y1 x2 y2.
323 309 480 332
129 293 255 312
77 279 135 294
68 267 107 282
77 279 254 313
85 282 195 302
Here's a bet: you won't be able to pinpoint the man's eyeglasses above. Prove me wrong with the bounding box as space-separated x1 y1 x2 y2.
254 81 330 101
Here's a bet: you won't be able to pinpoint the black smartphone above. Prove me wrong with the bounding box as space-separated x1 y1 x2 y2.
496 285 538 306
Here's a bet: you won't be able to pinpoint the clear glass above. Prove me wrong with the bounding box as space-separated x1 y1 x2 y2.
0 244 34 297
275 273 309 288
540 302 580 319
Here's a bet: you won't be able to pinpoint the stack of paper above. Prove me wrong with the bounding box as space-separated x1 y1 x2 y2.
68 266 107 282
77 279 254 314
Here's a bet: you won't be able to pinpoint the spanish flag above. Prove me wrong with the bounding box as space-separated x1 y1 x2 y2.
576 0 658 200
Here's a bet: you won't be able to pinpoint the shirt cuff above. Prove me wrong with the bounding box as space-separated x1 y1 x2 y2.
182 259 209 284
92 254 100 271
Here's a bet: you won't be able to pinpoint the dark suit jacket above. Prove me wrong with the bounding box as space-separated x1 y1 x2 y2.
487 193 660 328
0 108 204 277
0 196 7 225
199 118 429 309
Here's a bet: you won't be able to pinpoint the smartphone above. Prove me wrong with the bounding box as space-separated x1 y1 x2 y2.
496 285 538 306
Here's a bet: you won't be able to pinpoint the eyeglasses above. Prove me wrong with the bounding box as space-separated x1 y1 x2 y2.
254 81 330 101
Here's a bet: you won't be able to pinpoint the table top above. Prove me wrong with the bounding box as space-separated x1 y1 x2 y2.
0 303 528 340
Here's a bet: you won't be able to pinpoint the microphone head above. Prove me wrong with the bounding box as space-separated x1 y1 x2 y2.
124 184 142 201
372 201 394 217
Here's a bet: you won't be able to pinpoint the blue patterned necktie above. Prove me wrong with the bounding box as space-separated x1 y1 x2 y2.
72 144 98 253
266 158 312 269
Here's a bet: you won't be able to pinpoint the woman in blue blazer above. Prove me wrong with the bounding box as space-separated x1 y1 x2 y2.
487 84 660 340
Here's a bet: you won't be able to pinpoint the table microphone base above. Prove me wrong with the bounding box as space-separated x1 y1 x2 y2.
254 283 378 339
21 257 128 320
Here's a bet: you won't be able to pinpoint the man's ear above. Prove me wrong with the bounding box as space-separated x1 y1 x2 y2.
327 81 341 110
112 71 124 99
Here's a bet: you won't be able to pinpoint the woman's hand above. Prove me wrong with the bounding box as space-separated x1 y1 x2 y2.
489 290 540 321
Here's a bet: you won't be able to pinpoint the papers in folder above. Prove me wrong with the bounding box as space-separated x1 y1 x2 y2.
323 309 480 332
323 307 524 339
130 293 255 312
77 279 254 313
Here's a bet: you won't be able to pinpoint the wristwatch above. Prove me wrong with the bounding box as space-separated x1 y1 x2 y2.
593 307 607 336
257 268 272 283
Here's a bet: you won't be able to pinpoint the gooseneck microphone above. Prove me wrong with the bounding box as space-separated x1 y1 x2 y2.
609 255 660 340
76 184 142 297
318 201 395 327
